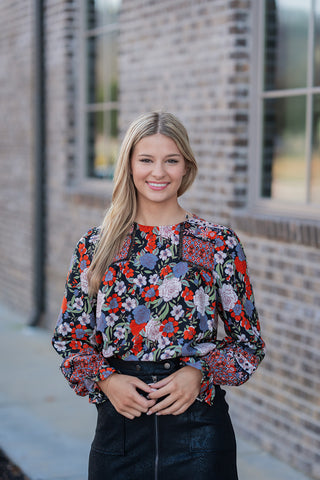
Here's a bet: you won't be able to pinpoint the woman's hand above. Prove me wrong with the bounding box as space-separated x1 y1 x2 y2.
147 366 202 416
98 373 156 420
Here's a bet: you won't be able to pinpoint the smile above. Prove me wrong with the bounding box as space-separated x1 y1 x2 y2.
147 182 169 190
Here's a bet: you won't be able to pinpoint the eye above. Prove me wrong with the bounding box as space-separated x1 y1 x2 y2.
166 158 179 164
139 158 152 163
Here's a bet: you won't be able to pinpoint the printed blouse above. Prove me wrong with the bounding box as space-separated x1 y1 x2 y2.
52 215 265 405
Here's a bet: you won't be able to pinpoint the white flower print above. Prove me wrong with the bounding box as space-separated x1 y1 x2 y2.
57 323 71 336
79 312 91 325
80 268 89 293
171 304 184 320
194 287 209 315
171 234 180 245
54 340 66 352
226 235 238 248
159 248 172 261
134 274 147 287
145 319 161 342
195 342 215 355
74 297 83 310
214 251 227 264
106 313 118 327
124 297 137 311
96 290 104 318
158 277 182 302
158 225 174 239
160 350 175 359
102 344 115 357
115 280 126 295
114 326 126 339
157 336 170 349
141 352 155 361
149 274 159 284
225 263 234 276
219 284 238 311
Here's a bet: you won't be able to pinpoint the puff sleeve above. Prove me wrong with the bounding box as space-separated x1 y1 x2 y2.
52 228 116 403
181 228 265 405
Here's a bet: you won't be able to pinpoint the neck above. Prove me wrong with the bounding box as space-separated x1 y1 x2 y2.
135 202 187 226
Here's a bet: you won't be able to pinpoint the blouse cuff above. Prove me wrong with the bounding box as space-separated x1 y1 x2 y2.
60 348 116 401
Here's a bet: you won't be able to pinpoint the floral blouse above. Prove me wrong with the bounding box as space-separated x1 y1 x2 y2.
52 215 265 405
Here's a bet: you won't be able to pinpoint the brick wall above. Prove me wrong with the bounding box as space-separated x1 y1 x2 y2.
119 0 252 223
0 2 34 315
227 228 320 480
44 0 106 326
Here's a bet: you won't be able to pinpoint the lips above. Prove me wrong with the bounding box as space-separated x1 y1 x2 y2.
147 182 169 190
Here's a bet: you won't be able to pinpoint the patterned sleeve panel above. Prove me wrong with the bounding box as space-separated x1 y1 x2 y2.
198 228 265 404
52 229 116 403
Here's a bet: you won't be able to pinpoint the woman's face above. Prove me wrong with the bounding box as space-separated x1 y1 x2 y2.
130 133 187 208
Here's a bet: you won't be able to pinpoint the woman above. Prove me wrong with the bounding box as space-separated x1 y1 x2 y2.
52 111 265 480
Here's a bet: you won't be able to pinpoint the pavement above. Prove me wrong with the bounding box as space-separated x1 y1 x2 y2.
0 303 313 480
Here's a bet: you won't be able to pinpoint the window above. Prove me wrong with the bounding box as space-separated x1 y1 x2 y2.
257 0 320 206
83 0 121 180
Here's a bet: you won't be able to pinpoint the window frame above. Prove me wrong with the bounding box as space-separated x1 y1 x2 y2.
249 0 320 219
76 1 120 195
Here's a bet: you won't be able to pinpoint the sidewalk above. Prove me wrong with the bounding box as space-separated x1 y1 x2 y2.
0 303 312 480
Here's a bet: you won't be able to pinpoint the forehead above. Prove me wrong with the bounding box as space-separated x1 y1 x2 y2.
133 133 181 155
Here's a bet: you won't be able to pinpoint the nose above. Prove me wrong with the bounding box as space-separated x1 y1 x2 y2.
152 160 166 178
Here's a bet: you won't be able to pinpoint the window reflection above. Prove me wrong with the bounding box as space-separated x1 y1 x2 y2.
311 95 320 202
314 1 320 86
262 96 307 202
264 0 310 90
86 0 120 179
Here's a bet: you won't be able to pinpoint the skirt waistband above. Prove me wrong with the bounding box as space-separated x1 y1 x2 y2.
108 357 181 376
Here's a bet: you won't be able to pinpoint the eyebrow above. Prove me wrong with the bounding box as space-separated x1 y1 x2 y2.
137 153 182 158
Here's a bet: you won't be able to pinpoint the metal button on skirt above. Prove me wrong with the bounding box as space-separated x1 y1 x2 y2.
89 358 238 480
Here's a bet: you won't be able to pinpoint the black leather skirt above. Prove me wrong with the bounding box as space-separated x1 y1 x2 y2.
89 358 238 480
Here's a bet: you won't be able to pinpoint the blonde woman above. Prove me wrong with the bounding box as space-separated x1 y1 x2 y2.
53 112 265 480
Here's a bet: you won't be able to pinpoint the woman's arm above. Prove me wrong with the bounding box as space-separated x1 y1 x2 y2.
52 229 116 403
181 229 265 404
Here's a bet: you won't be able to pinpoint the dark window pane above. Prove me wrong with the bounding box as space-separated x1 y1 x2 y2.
87 0 121 29
311 95 320 203
261 96 307 201
87 110 119 179
87 32 118 105
264 0 310 90
314 1 320 85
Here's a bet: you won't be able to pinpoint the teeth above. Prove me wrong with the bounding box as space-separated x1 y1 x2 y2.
149 183 167 187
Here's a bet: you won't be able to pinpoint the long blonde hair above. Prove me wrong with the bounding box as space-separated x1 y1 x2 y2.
88 111 198 296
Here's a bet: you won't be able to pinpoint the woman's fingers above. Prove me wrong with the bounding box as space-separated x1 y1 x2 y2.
147 366 202 416
98 373 156 418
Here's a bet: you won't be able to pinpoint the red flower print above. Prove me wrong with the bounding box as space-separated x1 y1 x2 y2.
235 256 246 275
160 265 172 278
70 340 82 351
159 318 179 338
130 319 146 337
240 314 251 330
145 233 157 253
183 326 196 339
123 262 134 278
103 267 117 286
106 293 122 313
141 285 159 302
131 334 144 355
182 287 194 301
61 296 67 313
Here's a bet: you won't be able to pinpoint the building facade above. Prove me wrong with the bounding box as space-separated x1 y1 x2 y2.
0 1 319 478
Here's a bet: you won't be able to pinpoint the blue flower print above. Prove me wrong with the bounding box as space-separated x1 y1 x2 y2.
140 253 158 270
133 305 150 324
173 261 189 278
244 299 254 317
